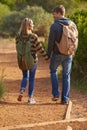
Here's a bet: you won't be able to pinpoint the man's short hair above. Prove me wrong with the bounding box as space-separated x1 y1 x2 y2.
52 5 65 16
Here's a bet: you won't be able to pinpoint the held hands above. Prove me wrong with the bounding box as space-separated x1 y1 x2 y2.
46 58 50 63
45 53 50 63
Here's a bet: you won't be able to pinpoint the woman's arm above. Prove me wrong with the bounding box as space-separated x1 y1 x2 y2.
30 34 49 60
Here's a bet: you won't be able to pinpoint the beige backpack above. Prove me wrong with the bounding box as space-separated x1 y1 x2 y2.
56 22 78 56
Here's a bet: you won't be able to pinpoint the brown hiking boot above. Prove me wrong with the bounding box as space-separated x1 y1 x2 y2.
52 96 59 101
61 100 69 105
17 95 23 101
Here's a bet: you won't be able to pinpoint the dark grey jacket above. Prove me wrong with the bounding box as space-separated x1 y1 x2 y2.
47 17 71 58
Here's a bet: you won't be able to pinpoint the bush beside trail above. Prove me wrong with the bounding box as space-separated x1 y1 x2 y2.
0 70 5 98
0 3 10 24
68 9 87 81
0 6 53 37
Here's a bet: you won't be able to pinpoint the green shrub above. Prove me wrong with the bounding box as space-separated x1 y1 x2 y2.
0 3 11 37
1 5 53 37
0 0 16 10
68 9 87 80
72 80 87 94
0 3 10 23
28 0 78 13
0 70 5 98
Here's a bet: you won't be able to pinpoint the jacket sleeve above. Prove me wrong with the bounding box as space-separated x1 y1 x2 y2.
47 24 56 58
30 34 49 60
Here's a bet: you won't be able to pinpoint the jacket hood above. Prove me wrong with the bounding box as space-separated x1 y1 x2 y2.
55 17 71 25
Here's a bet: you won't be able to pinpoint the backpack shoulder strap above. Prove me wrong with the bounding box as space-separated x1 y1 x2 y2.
58 22 65 26
58 22 72 27
15 33 22 44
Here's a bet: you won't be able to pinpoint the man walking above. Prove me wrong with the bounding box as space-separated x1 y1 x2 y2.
47 5 77 104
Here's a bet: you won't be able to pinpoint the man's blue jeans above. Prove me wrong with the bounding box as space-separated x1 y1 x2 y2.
50 54 73 102
20 63 37 97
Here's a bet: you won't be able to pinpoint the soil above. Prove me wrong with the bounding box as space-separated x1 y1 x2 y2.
0 42 87 130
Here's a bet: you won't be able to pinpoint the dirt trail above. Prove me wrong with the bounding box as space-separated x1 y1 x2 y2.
0 43 87 129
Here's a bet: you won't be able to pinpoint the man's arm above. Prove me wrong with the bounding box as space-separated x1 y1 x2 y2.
47 24 56 58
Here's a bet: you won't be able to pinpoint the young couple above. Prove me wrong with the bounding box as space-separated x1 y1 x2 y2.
16 5 74 105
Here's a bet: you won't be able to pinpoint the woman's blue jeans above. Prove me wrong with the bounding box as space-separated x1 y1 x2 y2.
20 63 37 97
50 54 73 102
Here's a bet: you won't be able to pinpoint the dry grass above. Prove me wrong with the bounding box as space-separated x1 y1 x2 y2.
0 37 15 44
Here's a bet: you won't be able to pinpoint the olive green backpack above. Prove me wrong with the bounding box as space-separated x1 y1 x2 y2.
16 34 34 70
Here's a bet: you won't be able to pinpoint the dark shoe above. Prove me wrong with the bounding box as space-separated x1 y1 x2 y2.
52 96 59 101
61 100 69 105
17 95 23 102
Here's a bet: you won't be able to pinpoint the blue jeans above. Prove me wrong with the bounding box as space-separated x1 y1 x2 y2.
20 63 37 97
50 54 73 102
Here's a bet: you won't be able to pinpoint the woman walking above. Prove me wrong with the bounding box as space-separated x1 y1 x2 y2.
16 18 48 104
